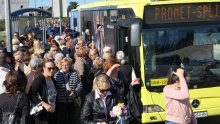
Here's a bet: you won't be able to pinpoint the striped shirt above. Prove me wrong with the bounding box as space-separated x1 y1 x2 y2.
54 70 83 103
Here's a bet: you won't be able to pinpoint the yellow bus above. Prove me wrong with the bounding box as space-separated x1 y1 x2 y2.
70 0 220 123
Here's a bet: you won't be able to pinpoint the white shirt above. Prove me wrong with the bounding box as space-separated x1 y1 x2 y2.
95 90 112 110
0 67 10 94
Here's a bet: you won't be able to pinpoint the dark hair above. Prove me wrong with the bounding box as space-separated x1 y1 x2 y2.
3 71 20 95
167 73 179 85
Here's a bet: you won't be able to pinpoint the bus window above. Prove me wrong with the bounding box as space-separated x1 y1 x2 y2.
143 25 220 89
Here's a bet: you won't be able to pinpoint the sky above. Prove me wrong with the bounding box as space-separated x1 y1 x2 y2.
29 0 98 8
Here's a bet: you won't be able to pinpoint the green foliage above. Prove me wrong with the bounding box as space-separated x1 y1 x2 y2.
47 7 52 12
0 20 5 31
0 34 6 41
67 1 79 13
62 17 68 24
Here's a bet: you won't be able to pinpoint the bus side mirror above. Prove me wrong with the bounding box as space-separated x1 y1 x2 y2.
130 18 142 46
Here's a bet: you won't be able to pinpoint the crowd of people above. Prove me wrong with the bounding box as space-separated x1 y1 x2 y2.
0 19 198 124
0 21 142 124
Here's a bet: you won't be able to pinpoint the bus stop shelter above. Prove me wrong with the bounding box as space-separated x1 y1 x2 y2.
5 8 52 52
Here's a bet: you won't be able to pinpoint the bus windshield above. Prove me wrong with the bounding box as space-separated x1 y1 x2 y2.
143 24 220 90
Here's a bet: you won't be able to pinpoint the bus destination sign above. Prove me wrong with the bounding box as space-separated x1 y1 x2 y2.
144 3 220 24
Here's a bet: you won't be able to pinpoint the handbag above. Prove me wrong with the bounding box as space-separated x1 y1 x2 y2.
2 93 22 124
73 95 81 107
127 85 143 123
30 93 43 116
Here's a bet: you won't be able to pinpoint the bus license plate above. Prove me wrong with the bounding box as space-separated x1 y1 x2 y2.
194 111 208 118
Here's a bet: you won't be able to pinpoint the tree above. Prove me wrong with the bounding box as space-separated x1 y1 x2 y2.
47 7 52 12
67 1 79 13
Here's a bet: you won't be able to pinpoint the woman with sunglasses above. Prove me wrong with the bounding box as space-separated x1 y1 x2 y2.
30 59 57 124
80 74 118 124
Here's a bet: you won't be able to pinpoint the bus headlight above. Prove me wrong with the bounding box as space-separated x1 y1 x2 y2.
143 105 164 113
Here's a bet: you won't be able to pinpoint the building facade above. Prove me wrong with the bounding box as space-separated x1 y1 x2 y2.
0 0 29 20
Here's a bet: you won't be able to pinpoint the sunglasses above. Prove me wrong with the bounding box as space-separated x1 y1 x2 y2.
46 67 55 71
99 89 108 94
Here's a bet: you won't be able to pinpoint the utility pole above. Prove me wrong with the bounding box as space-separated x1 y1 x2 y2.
59 0 62 36
34 0 37 26
4 0 12 52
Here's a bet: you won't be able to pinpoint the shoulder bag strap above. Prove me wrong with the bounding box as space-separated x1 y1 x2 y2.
13 93 23 113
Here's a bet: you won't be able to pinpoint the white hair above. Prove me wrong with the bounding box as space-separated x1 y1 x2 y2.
85 29 90 33
55 53 64 61
103 46 112 53
116 51 126 64
54 53 64 65
30 57 43 69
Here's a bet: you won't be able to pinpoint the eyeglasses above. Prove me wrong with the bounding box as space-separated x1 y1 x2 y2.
46 67 55 71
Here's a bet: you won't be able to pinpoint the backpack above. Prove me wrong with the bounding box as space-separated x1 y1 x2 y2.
127 85 143 123
2 93 23 124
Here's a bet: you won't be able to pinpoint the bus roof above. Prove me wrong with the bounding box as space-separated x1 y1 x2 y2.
75 0 220 10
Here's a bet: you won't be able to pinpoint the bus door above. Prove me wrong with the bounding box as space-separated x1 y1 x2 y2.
104 24 118 54
117 26 131 63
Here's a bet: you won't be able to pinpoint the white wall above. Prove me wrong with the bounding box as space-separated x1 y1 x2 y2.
0 0 29 20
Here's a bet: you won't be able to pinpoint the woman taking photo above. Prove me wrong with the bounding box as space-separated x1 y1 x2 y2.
0 71 29 124
163 68 197 124
30 59 57 124
80 74 118 124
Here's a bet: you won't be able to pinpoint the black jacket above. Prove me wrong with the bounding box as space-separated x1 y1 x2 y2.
0 92 29 124
29 75 56 121
80 90 118 124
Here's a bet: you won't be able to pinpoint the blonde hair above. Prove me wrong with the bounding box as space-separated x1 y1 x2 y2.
93 74 110 91
33 41 44 54
93 57 104 68
103 51 114 61
12 38 20 45
31 53 41 58
59 39 66 46
13 51 24 60
61 57 72 66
